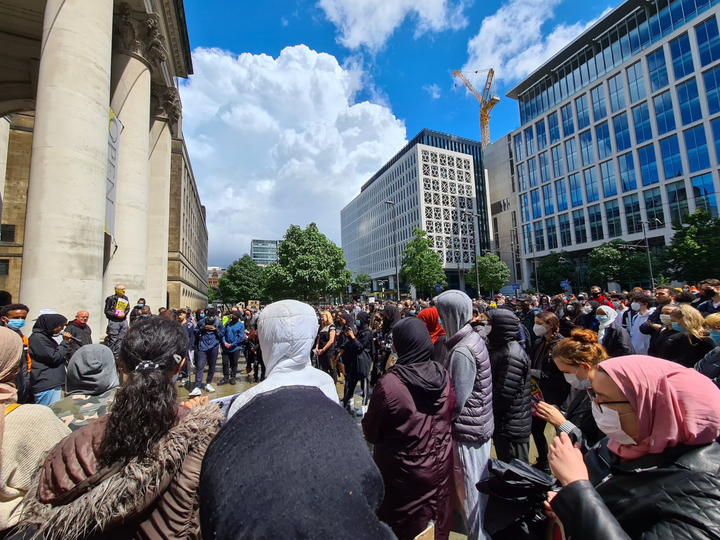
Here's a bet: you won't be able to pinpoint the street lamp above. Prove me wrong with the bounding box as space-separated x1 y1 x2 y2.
384 200 401 301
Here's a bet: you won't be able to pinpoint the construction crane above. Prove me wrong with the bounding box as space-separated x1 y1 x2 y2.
453 69 500 148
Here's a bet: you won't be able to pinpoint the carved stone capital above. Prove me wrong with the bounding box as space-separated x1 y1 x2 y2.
113 3 168 69
151 83 181 135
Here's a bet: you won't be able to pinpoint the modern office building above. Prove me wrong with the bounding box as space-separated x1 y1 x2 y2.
251 239 281 266
501 0 720 290
341 128 491 296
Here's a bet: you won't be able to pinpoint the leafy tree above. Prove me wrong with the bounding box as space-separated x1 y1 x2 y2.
400 228 447 297
353 273 372 295
531 251 574 294
207 286 219 305
587 240 651 288
261 223 352 301
659 210 720 284
466 254 510 293
217 254 265 305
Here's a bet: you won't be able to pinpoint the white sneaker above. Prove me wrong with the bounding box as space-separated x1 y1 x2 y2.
188 387 202 397
204 384 215 393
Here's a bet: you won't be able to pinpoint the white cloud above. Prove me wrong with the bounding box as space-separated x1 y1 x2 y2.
463 0 612 84
281 16 289 26
179 45 407 266
318 0 469 51
423 83 442 99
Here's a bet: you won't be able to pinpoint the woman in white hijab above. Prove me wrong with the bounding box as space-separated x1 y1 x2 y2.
596 306 635 358
228 301 339 418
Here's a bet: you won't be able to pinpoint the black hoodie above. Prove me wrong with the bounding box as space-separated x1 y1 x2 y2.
28 314 72 393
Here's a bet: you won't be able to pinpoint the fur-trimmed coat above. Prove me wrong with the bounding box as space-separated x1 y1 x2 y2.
13 403 222 540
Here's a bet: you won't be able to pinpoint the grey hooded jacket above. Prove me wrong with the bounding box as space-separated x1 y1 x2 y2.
436 290 494 444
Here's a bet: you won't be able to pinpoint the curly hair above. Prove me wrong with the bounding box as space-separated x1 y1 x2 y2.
98 317 188 467
553 328 608 367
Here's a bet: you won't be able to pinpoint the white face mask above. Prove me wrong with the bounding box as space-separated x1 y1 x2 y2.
479 325 491 337
612 301 621 309
630 302 641 311
533 324 548 337
563 366 592 390
659 314 672 325
591 401 637 446
582 306 592 315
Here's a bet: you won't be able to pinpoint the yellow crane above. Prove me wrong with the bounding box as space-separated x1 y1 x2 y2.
453 69 500 148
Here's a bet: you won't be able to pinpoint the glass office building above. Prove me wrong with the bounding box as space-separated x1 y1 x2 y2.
250 239 281 266
505 0 720 288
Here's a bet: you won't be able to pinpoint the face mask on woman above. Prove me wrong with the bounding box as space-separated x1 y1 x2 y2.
711 330 720 345
582 306 592 315
591 402 637 446
533 324 547 337
671 322 686 333
597 314 609 323
660 314 672 325
563 366 592 390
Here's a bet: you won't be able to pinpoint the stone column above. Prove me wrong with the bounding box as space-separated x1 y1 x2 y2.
145 84 178 310
20 0 113 333
0 117 10 214
102 4 168 308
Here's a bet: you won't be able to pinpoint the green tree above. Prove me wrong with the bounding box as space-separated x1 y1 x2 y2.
400 228 447 297
659 210 720 283
217 254 265 305
207 286 219 304
531 251 574 294
466 254 510 293
262 223 352 301
353 273 372 295
587 240 651 288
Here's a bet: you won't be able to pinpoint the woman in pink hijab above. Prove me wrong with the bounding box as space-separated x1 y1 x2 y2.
545 355 720 539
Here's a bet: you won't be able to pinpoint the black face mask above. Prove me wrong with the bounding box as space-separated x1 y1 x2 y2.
703 289 716 300
591 292 600 298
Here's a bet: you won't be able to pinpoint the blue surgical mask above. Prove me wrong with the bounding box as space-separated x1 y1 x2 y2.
355 320 361 327
711 330 720 345
597 315 609 323
6 319 25 330
672 322 686 333
200 313 205 319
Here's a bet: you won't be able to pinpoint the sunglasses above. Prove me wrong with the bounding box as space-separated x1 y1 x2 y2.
586 388 630 413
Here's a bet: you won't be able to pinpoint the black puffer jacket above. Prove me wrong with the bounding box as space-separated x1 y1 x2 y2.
600 326 634 358
552 440 720 540
695 346 720 388
487 309 531 443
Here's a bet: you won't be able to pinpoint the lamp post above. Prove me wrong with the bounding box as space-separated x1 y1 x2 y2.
384 200 401 301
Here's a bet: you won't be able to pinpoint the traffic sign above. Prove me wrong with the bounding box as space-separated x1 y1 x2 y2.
435 284 441 292
512 283 519 290
561 281 568 288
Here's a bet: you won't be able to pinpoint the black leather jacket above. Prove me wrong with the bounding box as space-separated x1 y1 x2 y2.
552 440 720 539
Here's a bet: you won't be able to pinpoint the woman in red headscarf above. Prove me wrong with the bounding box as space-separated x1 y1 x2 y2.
417 307 447 365
546 355 720 539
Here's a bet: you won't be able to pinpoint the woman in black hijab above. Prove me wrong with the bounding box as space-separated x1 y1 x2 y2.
28 314 72 406
362 317 455 540
373 306 401 385
339 312 372 414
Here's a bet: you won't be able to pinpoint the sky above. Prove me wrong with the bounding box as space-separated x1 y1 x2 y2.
180 0 619 267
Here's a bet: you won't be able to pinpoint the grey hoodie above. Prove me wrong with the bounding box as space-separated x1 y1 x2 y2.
66 344 119 396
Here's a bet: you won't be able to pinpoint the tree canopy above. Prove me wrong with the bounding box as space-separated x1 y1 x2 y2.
466 254 510 293
217 254 265 305
587 240 651 288
531 252 574 294
659 210 719 284
353 273 372 295
400 228 447 297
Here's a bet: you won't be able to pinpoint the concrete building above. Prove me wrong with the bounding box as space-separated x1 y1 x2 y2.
341 128 491 297
250 239 281 266
494 0 720 291
0 0 208 332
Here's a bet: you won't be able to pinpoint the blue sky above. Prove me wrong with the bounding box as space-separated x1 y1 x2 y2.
180 0 618 266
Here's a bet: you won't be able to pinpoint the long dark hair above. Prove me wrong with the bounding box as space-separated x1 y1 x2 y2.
98 317 188 467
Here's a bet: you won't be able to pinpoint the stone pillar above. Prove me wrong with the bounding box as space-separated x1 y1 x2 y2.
20 0 113 333
0 117 10 216
102 4 168 308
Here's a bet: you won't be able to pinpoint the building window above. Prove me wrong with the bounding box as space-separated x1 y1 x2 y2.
525 126 535 155
692 172 718 215
712 118 720 163
670 33 694 80
632 102 653 144
573 209 587 243
600 160 617 197
0 225 15 243
667 180 690 223
608 73 625 113
684 124 711 173
534 221 545 251
618 152 637 192
605 199 623 238
517 163 527 191
596 121 612 160
588 204 604 241
696 16 720 67
627 62 646 103
576 95 590 130
613 113 632 152
0 260 8 276
569 173 583 207
579 130 594 166
591 85 607 121
542 183 555 215
514 134 524 161
551 145 564 178
677 78 702 125
531 189 542 219
548 112 560 144
546 217 558 250
638 144 660 186
565 139 578 172
555 178 568 211
653 91 676 135
624 194 643 234
561 103 575 137
660 135 684 179
528 157 539 188
523 224 533 254
520 193 530 222
539 152 551 183
644 188 665 229
703 65 720 115
646 48 669 92
558 213 572 246
584 168 600 202
536 119 547 151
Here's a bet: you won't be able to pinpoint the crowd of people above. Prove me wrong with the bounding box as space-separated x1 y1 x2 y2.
0 280 716 539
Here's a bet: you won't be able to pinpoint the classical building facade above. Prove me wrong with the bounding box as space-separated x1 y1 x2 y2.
490 0 720 291
0 0 208 331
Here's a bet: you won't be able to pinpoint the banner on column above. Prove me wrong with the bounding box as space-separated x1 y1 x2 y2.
106 109 123 237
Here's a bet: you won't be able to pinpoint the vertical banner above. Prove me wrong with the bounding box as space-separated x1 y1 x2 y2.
106 109 123 237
